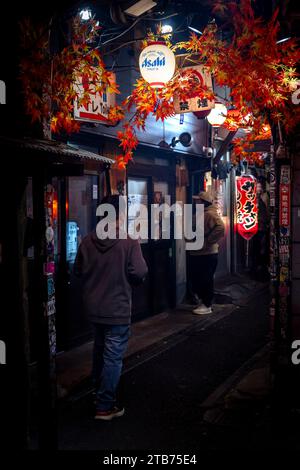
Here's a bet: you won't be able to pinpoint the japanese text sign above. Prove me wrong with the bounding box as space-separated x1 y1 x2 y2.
173 65 214 115
236 176 258 240
74 70 116 124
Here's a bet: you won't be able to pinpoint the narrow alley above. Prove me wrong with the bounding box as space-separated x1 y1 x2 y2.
58 287 270 451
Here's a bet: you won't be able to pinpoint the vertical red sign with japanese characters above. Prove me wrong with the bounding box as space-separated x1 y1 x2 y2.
236 176 258 240
279 167 291 228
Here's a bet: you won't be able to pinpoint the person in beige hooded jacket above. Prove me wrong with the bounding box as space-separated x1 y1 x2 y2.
189 191 225 315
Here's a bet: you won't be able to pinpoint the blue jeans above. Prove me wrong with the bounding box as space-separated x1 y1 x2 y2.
92 324 130 411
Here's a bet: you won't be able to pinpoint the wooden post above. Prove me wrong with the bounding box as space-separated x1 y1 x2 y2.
32 173 57 450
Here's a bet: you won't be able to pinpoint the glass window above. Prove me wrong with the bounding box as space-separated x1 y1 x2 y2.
67 175 98 265
153 181 170 240
128 178 148 243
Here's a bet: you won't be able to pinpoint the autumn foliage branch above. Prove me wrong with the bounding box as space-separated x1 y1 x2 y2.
117 0 300 168
19 16 124 135
19 1 300 169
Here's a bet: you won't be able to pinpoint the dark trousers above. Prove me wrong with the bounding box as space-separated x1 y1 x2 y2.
252 231 269 273
92 324 130 411
189 254 218 307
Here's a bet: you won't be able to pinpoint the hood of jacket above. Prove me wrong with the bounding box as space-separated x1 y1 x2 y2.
90 230 120 253
204 204 219 215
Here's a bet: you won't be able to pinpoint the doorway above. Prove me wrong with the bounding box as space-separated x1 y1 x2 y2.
127 173 176 319
55 174 99 351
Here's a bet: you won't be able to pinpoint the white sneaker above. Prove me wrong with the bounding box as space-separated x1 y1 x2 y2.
192 305 212 315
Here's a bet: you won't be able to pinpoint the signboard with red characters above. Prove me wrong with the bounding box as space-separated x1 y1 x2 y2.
236 176 258 240
279 184 290 227
173 65 214 115
279 166 291 228
74 70 116 124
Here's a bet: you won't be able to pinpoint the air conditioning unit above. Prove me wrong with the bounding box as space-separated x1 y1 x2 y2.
124 0 157 17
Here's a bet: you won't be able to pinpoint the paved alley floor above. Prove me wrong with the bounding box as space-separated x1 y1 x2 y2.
57 289 272 451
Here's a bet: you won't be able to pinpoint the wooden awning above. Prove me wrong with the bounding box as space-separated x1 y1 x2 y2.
0 136 114 175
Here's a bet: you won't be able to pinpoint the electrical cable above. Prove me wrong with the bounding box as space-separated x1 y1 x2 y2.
141 12 179 21
101 17 141 45
100 13 179 46
102 26 188 55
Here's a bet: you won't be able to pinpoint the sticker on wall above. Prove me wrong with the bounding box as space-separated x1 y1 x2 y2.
48 315 57 359
67 221 78 263
46 226 54 243
46 297 56 317
44 262 55 275
92 185 98 200
47 276 55 298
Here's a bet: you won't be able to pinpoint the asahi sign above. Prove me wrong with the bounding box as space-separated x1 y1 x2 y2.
139 42 176 88
173 65 214 114
74 70 116 124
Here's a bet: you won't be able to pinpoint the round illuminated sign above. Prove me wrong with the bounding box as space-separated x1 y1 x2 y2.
139 42 176 88
207 102 228 127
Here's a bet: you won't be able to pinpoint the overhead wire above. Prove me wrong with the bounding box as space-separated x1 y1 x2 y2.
100 12 179 47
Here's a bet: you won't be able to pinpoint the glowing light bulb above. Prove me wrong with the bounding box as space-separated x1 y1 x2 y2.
80 9 92 21
207 103 227 127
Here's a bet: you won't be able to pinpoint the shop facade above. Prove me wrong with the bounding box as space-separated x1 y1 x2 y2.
70 127 235 315
0 137 113 360
0 129 246 369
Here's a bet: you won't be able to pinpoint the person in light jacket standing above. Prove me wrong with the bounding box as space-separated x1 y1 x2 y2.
74 195 148 420
190 191 225 315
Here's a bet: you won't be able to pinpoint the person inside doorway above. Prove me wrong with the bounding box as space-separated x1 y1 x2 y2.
74 195 148 420
189 191 225 315
252 177 270 280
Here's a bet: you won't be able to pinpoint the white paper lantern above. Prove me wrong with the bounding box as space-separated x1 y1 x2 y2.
139 42 176 88
207 102 228 127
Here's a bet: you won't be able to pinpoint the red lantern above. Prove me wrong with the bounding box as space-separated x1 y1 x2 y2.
193 109 211 119
236 176 258 240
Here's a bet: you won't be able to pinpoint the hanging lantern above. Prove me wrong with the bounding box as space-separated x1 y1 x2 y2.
207 102 228 127
139 41 176 88
193 109 212 119
236 175 258 240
